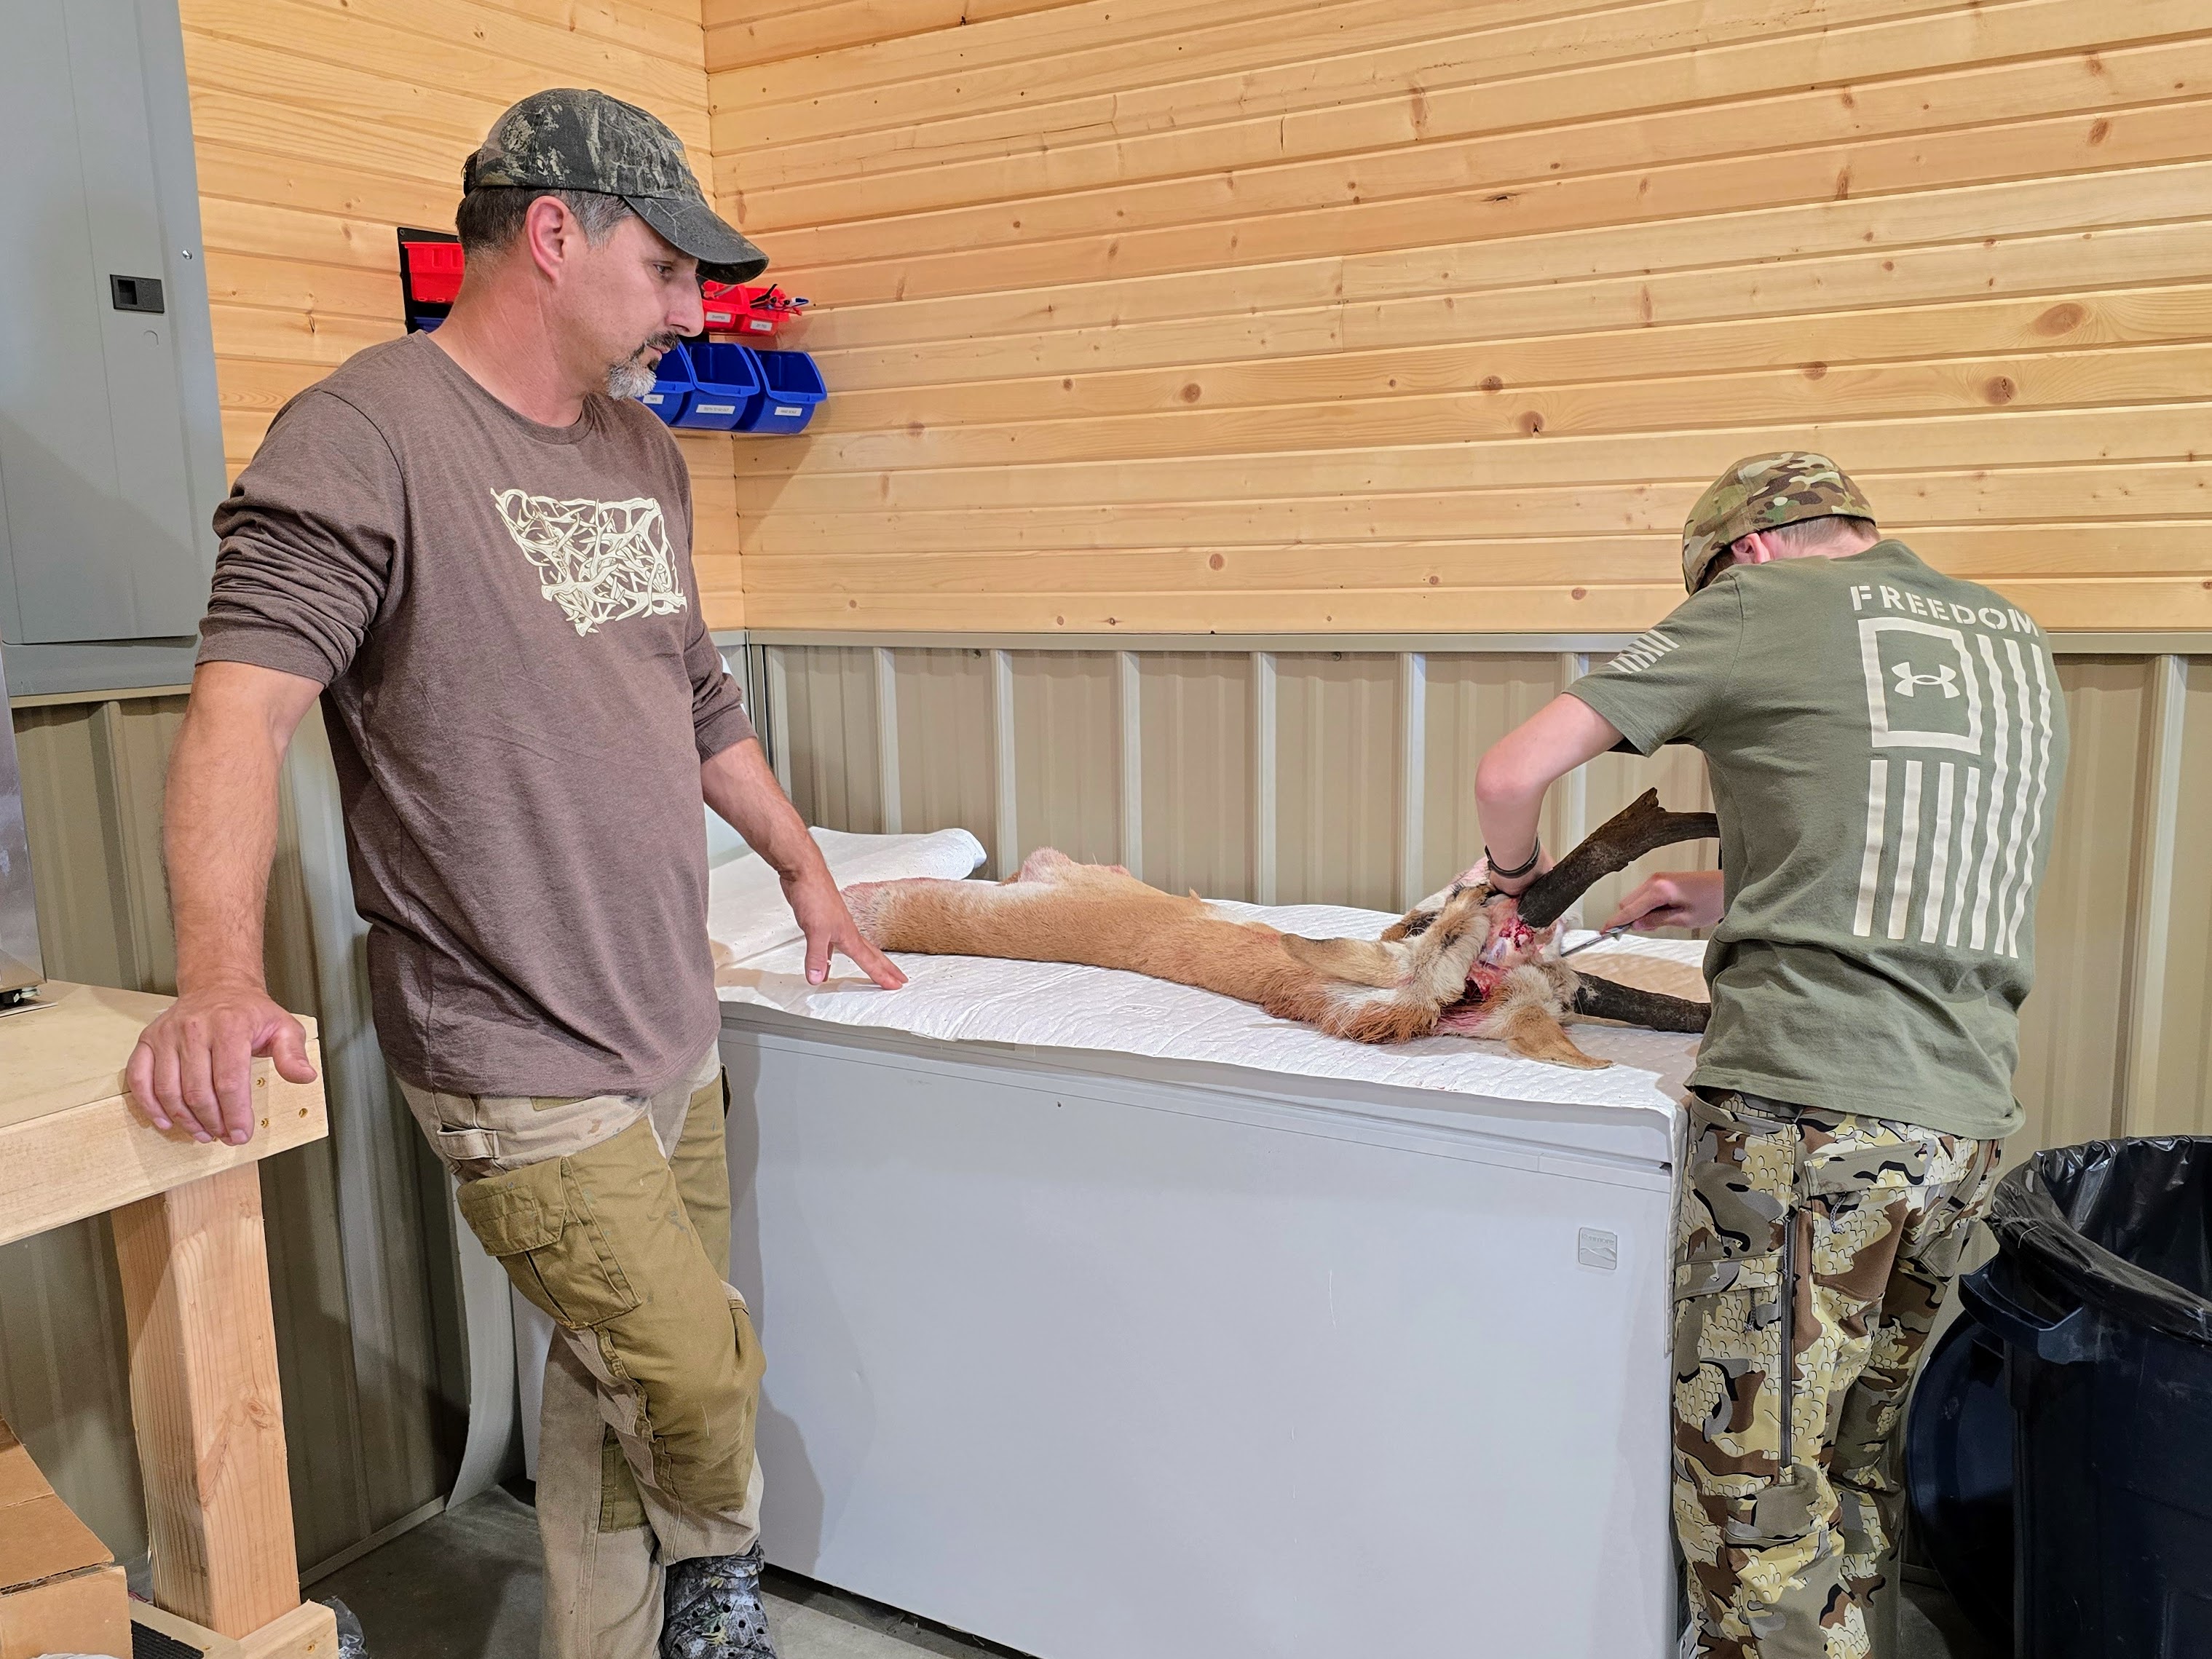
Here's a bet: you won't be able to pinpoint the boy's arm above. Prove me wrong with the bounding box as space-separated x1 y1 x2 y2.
1474 694 1630 897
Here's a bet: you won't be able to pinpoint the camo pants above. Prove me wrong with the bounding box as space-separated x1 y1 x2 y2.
1673 1090 2000 1659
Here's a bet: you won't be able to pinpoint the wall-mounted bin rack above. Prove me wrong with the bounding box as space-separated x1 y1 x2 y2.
668 342 763 431
734 348 826 435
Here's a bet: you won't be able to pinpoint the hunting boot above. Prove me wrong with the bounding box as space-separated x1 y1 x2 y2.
661 1545 778 1659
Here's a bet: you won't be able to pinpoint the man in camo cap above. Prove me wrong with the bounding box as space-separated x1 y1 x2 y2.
133 88 903 1659
463 87 768 289
1472 452 2066 1656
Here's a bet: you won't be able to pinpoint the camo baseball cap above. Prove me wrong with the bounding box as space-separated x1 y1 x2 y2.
463 89 767 283
1680 451 1878 593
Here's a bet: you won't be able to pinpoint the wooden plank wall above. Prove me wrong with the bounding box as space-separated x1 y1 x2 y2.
709 0 2212 635
177 0 746 624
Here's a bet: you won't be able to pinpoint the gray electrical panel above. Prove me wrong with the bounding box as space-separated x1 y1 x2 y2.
0 0 226 649
0 642 42 999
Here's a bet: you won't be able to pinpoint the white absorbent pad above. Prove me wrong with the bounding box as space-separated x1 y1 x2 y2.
707 826 990 963
709 833 1706 1120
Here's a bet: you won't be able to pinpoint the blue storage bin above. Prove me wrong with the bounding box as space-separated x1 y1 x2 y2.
735 349 826 435
671 342 762 432
638 342 695 425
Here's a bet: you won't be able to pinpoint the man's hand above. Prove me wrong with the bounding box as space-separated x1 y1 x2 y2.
781 866 908 989
1604 869 1726 934
703 738 908 991
127 981 319 1144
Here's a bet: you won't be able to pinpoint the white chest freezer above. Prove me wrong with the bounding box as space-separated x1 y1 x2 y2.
700 829 1698 1659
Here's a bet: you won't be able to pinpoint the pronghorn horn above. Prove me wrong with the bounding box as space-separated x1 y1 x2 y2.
1569 972 1713 1034
1516 789 1720 929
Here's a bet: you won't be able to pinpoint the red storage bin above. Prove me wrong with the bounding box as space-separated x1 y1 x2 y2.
402 241 465 304
700 281 807 338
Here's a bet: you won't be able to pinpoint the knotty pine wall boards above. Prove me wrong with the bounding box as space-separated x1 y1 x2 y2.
180 0 744 623
711 0 2212 635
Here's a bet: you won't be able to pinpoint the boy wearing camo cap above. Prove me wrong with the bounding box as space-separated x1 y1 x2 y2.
1472 454 2067 1658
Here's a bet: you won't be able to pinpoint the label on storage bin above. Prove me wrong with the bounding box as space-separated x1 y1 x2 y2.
746 320 773 333
696 404 736 415
775 406 802 417
642 393 663 404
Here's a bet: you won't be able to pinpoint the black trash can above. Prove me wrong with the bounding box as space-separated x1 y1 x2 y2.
1905 1309 2014 1646
1956 1137 2212 1658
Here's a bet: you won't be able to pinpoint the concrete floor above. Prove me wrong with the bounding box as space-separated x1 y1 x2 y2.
314 1486 1011 1659
314 1486 1996 1659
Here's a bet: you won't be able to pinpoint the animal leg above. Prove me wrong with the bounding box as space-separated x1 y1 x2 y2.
1452 965 1611 1069
842 875 1032 954
1280 933 1405 989
1500 1003 1610 1069
1015 847 1082 884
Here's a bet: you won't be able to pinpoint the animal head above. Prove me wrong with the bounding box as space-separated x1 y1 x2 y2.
1281 877 1555 1005
1267 875 1581 1051
1275 791 1726 1062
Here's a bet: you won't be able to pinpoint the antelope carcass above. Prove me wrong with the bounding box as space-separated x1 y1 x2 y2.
842 791 1717 1071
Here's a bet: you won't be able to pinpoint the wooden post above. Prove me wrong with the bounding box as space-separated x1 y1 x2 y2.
112 1161 301 1639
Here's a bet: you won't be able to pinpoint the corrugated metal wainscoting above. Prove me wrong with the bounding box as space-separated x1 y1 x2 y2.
1 686 467 1579
11 641 2201 1566
744 636 2212 1162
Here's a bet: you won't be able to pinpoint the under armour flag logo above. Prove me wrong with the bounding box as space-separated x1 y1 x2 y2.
1892 662 1962 700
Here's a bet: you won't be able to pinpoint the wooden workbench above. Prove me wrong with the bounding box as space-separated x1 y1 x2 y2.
1 981 338 1659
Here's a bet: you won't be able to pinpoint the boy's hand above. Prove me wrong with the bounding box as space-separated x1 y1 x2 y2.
1604 869 1725 933
1482 849 1554 899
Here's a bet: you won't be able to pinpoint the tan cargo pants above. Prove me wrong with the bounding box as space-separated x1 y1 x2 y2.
403 1046 766 1659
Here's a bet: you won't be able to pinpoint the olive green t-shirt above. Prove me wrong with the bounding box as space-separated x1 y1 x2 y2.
1567 540 2066 1139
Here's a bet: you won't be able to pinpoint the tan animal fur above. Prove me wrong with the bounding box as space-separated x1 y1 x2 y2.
833 793 1717 1070
843 848 1608 1067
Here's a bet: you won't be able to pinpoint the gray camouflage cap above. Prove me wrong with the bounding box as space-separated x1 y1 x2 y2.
1680 451 1878 593
463 89 767 284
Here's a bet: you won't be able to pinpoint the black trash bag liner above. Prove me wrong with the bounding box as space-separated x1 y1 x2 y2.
1986 1136 2212 1348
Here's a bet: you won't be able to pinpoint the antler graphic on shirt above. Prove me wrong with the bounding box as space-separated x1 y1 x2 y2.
491 488 687 637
